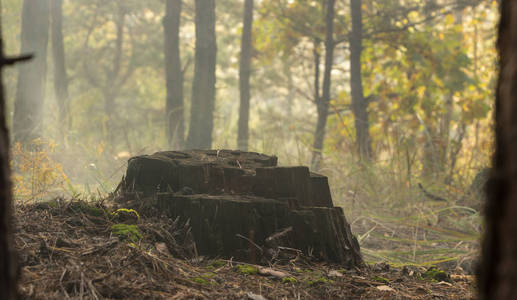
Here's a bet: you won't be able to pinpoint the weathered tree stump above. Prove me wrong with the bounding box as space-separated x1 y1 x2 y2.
119 150 362 267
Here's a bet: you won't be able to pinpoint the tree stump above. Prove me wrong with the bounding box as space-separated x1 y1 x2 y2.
119 150 362 267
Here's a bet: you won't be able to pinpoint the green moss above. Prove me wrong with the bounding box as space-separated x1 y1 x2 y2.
296 268 314 274
191 274 217 285
111 224 143 242
35 199 60 209
111 208 140 220
201 272 216 279
191 277 209 285
371 276 390 284
207 260 226 269
306 277 330 286
70 201 104 217
236 264 258 275
422 267 451 282
282 276 297 284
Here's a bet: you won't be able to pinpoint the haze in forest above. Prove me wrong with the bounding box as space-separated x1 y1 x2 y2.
2 0 496 268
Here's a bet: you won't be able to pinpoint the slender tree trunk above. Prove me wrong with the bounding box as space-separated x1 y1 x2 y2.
312 0 335 170
284 62 294 120
237 0 254 151
50 0 70 140
164 0 185 149
102 4 126 145
13 0 50 145
478 1 517 298
0 16 19 300
349 0 371 160
186 0 217 150
313 39 321 107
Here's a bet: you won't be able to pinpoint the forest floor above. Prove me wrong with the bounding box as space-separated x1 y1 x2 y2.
14 199 476 299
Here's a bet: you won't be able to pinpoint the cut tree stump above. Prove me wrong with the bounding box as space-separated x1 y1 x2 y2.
118 150 362 267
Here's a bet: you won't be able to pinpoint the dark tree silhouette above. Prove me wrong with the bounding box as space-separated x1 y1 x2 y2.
237 0 254 151
50 0 70 139
13 0 50 145
479 1 517 298
0 14 28 300
186 0 217 150
350 0 371 160
311 0 335 170
164 0 185 149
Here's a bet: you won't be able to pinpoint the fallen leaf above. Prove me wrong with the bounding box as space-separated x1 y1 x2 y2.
376 285 395 292
155 243 170 256
247 292 268 300
258 267 288 278
328 270 344 277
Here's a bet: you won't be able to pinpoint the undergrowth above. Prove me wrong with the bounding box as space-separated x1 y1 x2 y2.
11 135 486 273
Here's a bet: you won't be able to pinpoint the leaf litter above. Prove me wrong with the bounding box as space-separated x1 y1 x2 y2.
15 199 475 299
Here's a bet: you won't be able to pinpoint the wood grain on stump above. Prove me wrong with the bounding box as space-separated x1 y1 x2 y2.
119 150 362 267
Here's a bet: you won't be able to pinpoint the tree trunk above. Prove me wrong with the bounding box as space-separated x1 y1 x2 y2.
13 0 50 145
0 19 19 300
312 0 335 171
50 0 70 141
478 1 517 298
237 0 254 151
186 0 217 150
349 0 371 160
164 0 185 150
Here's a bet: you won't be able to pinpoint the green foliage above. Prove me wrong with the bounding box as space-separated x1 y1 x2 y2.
111 224 143 242
3 0 496 271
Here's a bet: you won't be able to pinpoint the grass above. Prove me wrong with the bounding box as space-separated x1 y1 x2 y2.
326 154 483 270
12 136 485 272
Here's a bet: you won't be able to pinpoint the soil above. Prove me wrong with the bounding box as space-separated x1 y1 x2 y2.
14 200 475 299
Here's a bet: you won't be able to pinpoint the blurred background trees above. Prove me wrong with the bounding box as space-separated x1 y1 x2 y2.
1 0 498 268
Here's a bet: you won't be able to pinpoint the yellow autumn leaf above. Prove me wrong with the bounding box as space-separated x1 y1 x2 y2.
408 11 419 21
444 14 455 25
97 141 105 156
417 86 426 97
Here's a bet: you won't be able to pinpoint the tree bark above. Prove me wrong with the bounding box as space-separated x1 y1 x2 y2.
0 17 19 300
164 0 185 150
349 0 371 160
186 0 217 150
312 0 335 171
13 0 50 145
237 0 254 151
478 1 517 298
50 0 70 139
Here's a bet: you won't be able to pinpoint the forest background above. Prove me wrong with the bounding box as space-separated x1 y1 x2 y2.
1 0 498 270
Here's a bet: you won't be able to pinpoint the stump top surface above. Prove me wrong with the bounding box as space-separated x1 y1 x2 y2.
135 150 278 171
158 193 286 205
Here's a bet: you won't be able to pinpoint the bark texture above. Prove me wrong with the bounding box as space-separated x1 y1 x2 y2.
13 0 50 145
237 0 254 151
164 0 185 150
0 18 18 300
119 150 363 266
478 1 517 298
186 0 217 150
349 0 371 160
312 0 335 170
